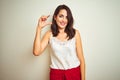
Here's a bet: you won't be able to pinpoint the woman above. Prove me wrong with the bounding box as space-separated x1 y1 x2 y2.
33 4 85 80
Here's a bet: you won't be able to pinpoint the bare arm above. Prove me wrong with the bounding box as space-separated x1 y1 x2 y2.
75 30 86 80
33 15 52 56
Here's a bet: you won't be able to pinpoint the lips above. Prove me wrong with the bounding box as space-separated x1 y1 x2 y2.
60 22 67 26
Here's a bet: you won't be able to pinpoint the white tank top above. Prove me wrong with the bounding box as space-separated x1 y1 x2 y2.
49 35 80 70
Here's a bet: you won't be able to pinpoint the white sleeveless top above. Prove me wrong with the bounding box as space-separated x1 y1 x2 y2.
49 35 80 70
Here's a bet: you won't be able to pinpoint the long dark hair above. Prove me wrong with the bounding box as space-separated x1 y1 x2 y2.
51 4 75 40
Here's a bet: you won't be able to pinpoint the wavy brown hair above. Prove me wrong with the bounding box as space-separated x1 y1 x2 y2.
51 4 75 40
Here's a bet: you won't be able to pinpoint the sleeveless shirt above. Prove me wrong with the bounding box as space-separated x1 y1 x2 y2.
49 35 80 70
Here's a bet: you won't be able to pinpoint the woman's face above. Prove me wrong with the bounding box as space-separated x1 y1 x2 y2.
54 9 68 29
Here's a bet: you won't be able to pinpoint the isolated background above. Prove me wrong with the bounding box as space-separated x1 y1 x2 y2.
0 0 120 80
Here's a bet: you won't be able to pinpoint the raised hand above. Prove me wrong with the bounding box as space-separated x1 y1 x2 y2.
37 15 52 30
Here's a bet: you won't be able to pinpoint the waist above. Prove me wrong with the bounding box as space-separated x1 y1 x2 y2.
50 65 80 72
50 56 80 70
50 62 80 70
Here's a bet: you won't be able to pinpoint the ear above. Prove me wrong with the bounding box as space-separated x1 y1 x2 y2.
54 15 56 20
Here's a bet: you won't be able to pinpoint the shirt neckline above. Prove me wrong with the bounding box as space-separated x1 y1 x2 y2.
52 36 75 43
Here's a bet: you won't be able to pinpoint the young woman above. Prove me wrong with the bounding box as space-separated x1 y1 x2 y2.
33 4 85 80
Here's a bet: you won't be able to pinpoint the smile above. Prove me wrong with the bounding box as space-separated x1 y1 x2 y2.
60 22 67 26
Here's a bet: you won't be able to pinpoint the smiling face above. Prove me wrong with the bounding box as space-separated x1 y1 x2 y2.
51 5 74 37
54 9 68 29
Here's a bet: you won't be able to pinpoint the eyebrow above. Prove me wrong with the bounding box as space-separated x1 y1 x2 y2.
58 14 67 17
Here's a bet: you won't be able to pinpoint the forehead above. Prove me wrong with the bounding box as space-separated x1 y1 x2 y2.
58 9 67 16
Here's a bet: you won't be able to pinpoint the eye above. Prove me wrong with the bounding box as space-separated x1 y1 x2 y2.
59 14 64 18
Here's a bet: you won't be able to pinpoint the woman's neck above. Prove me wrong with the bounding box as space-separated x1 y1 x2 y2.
57 28 68 39
59 28 65 33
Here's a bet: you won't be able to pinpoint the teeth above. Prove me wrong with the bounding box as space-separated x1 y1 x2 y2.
60 22 66 26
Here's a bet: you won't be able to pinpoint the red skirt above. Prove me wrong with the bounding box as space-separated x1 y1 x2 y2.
50 66 81 80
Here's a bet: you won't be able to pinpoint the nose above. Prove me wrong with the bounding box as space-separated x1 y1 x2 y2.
62 17 67 22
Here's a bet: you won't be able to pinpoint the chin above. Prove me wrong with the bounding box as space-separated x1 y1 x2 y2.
56 22 67 29
58 24 67 28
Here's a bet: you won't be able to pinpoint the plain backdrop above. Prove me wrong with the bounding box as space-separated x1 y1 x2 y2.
0 0 120 80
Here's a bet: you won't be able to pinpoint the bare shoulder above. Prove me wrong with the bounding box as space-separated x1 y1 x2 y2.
75 29 81 39
44 30 52 39
75 29 83 47
45 30 52 35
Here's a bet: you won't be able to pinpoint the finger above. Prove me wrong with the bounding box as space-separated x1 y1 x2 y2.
47 15 50 18
42 15 50 20
40 15 50 22
42 15 50 19
41 18 47 21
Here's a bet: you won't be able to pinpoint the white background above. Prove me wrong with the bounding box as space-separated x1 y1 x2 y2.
0 0 120 80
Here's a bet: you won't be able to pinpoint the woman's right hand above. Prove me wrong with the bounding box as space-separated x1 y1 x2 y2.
37 15 52 30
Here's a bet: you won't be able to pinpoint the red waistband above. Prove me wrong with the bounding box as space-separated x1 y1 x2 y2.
50 65 80 73
50 65 81 80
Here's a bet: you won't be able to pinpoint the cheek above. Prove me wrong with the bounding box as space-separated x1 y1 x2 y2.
55 19 61 24
66 19 68 23
56 17 61 22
